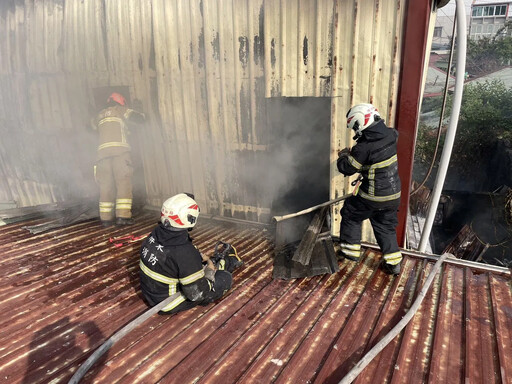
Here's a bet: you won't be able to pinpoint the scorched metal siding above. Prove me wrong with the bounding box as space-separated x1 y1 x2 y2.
0 1 408 234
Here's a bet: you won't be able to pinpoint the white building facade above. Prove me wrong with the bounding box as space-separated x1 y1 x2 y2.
469 0 512 39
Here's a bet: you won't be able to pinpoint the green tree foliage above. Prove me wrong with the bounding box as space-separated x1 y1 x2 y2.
456 80 512 164
416 80 512 172
467 21 512 75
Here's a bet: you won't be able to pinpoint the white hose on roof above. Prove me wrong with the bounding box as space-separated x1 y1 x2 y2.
338 253 449 384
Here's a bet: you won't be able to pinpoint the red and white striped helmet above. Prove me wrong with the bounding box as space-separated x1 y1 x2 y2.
346 103 380 136
160 193 200 229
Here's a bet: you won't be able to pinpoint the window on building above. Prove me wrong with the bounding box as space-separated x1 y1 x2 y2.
484 6 494 16
471 24 484 39
473 5 508 17
434 26 442 38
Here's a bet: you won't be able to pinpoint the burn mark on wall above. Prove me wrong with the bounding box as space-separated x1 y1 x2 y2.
253 5 265 66
320 76 331 94
212 31 220 61
270 38 276 68
303 36 309 66
189 42 194 64
198 30 205 69
327 20 333 68
239 36 249 68
253 35 262 66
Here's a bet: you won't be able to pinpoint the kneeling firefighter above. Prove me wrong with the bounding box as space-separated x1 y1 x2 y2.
139 193 243 314
336 103 403 275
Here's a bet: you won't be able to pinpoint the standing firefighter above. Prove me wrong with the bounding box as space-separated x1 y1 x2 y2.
336 103 402 275
139 193 242 314
91 92 145 227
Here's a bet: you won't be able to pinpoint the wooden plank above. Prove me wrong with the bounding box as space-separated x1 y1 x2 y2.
291 206 326 265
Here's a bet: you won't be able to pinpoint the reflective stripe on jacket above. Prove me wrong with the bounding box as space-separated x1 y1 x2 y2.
92 105 145 159
337 120 401 202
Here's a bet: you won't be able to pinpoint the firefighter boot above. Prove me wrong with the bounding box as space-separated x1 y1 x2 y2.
339 242 361 262
116 217 134 226
102 220 115 228
381 261 401 275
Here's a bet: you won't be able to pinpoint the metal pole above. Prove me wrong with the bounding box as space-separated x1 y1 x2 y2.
419 0 467 252
272 194 351 222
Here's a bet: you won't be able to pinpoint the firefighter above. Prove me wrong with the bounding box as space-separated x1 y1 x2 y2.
91 92 145 227
139 193 238 315
336 103 402 275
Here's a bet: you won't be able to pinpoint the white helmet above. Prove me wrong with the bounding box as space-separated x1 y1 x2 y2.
346 103 381 138
160 193 200 229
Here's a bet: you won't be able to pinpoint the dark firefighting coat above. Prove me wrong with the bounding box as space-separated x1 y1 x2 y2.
336 119 402 266
139 224 232 314
337 119 401 203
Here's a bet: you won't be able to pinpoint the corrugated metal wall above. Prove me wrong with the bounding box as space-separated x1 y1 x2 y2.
0 0 406 225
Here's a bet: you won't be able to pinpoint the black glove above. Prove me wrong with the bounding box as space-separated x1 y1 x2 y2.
203 265 216 283
338 148 350 158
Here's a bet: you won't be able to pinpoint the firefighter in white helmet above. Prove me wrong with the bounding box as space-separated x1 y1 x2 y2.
139 193 240 314
336 103 402 275
91 92 145 227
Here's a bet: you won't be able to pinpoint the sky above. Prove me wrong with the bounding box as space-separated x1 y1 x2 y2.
438 0 473 18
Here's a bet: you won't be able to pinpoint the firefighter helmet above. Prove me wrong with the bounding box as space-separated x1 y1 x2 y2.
346 103 380 138
107 92 126 106
160 193 200 229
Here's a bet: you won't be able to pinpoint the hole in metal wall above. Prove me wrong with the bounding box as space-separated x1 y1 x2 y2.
267 97 331 216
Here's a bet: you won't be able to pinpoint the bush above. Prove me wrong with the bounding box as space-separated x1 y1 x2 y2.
415 80 512 175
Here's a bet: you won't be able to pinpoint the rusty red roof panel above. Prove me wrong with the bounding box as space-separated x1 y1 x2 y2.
0 212 511 383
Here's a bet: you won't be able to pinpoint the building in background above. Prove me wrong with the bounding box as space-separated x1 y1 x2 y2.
469 0 512 39
432 14 455 49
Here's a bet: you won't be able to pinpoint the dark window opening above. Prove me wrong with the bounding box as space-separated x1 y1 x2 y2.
266 97 331 216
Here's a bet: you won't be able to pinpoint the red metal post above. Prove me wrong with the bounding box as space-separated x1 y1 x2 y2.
394 0 434 247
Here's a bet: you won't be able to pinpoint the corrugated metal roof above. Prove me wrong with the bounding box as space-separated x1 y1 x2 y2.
1 212 511 383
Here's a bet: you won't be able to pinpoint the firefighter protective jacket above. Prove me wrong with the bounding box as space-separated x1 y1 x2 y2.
139 224 213 313
91 105 145 160
337 120 401 203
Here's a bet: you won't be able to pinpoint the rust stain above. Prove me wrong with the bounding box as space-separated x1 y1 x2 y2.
0 213 510 383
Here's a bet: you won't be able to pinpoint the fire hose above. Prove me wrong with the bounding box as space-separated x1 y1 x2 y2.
338 252 450 384
68 292 180 384
68 241 237 383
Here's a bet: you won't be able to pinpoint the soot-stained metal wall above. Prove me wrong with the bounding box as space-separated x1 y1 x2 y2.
0 0 406 225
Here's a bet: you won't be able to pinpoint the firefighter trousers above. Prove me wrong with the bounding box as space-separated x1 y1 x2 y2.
339 195 402 265
161 270 233 315
96 152 134 221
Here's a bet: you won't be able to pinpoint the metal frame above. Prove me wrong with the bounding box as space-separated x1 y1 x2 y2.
394 0 435 246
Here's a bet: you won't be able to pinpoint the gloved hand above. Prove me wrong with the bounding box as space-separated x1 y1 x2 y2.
338 147 350 158
203 265 216 283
